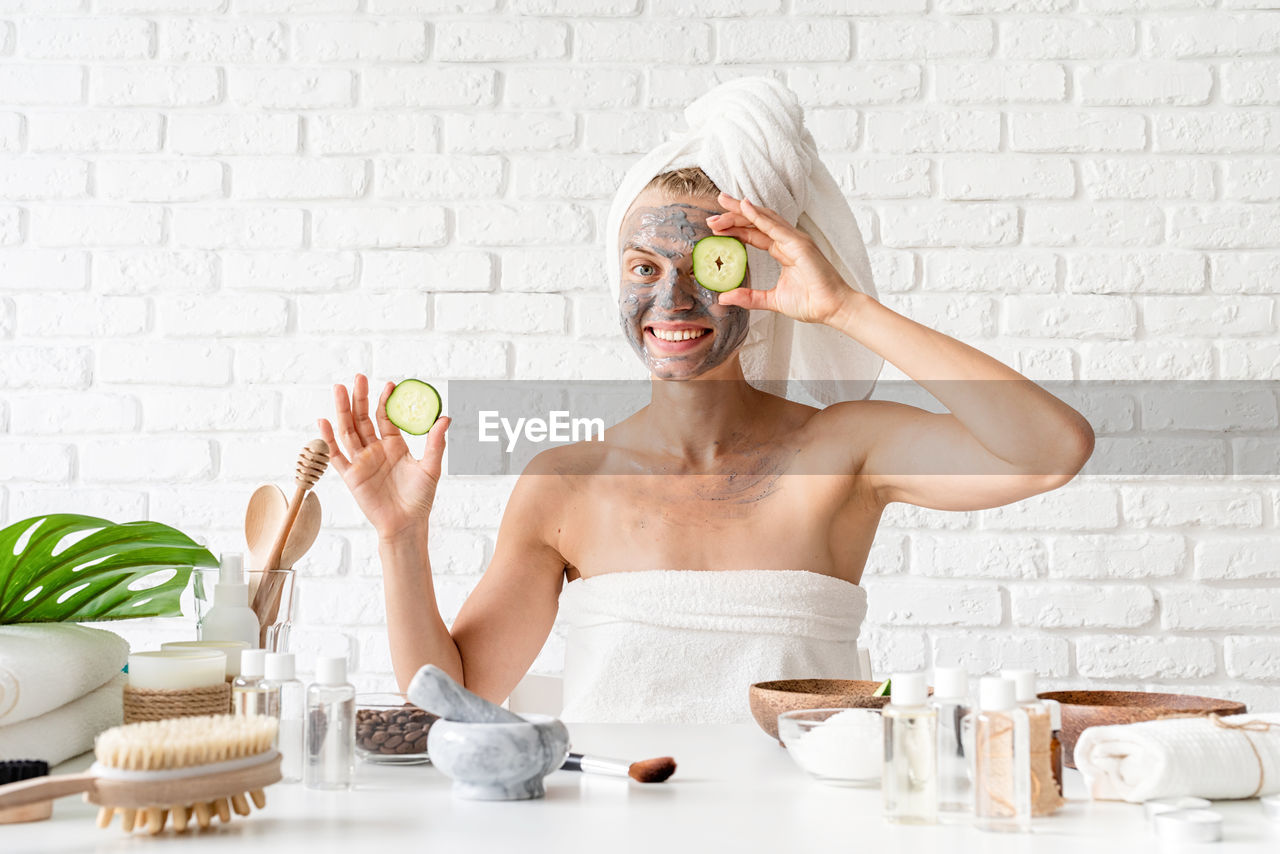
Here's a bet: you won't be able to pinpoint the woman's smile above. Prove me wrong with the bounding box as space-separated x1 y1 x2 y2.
645 321 713 353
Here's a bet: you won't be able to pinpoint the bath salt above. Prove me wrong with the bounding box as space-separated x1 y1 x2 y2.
790 709 883 781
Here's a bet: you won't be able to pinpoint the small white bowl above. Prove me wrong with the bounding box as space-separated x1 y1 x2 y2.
778 707 883 787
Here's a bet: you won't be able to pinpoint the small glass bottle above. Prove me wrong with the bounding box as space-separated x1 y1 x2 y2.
931 666 971 816
1045 696 1063 797
304 655 355 791
232 649 268 717
973 677 1032 833
1002 668 1063 815
883 672 937 825
264 652 304 783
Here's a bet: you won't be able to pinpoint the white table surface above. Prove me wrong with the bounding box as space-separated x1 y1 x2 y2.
7 723 1279 853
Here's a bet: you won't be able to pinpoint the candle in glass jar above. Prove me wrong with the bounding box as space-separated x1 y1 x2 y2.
162 640 251 678
128 650 226 691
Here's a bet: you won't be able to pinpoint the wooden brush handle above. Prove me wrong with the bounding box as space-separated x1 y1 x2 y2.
0 773 97 809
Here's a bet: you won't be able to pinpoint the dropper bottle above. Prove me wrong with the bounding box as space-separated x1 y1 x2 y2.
232 649 269 717
931 666 971 816
264 652 304 783
973 676 1032 833
883 671 937 825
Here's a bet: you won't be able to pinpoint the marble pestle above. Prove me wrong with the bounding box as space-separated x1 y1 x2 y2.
406 665 525 724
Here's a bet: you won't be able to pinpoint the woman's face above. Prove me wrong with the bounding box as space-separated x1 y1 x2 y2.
617 190 751 380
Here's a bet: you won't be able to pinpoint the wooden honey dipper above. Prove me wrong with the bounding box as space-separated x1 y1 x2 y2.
250 438 329 644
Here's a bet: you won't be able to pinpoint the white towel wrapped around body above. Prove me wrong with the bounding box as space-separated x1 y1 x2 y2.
606 76 883 406
557 569 867 725
0 672 125 764
0 623 128 726
1074 713 1280 803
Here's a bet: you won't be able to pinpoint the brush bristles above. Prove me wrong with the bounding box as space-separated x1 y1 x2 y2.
94 714 277 772
628 756 677 783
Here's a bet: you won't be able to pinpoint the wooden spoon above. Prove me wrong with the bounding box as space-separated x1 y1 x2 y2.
244 485 321 572
250 440 330 647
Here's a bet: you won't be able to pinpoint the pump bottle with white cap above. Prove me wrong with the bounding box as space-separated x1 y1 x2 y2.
883 671 937 825
304 655 355 791
199 554 260 649
931 666 971 815
973 676 1032 833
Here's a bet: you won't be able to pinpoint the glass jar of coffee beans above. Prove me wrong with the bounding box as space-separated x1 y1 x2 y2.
354 693 438 765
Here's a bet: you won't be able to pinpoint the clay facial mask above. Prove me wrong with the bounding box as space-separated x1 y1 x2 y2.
618 202 749 378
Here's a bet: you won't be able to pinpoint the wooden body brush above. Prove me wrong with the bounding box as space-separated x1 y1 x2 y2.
250 438 329 646
0 715 280 835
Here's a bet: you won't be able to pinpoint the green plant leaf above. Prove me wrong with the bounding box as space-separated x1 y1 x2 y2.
0 514 218 624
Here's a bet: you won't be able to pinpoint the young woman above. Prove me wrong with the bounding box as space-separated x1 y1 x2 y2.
319 88 1094 724
317 166 1090 722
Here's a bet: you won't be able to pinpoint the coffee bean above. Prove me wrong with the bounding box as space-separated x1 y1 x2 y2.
355 703 436 757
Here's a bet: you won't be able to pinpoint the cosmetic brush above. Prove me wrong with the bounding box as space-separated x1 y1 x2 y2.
0 761 50 824
0 714 280 835
562 752 677 783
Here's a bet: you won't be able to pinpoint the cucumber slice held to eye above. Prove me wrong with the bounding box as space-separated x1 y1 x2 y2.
692 235 748 293
385 379 442 435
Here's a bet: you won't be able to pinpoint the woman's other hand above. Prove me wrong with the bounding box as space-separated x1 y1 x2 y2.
318 374 451 542
706 191 861 327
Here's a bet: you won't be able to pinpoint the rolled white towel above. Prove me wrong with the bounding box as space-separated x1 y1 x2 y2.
0 672 124 765
0 623 128 726
1075 712 1280 803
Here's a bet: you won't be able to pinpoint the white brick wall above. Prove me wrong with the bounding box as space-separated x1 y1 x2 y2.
0 3 1277 704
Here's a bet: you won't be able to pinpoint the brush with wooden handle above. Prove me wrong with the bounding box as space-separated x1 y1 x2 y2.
0 715 280 835
562 753 677 783
250 438 329 646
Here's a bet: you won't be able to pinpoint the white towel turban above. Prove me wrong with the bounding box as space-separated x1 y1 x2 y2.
605 76 883 405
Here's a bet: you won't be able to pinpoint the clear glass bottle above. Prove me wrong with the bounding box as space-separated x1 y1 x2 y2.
883 672 937 825
304 655 355 791
232 649 268 717
1046 697 1063 797
264 652 304 783
1003 668 1063 815
973 677 1032 833
931 666 971 816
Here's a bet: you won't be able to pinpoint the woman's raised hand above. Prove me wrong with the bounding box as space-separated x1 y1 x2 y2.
318 374 451 542
706 192 859 327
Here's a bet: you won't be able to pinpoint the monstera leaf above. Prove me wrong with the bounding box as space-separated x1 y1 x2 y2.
0 514 218 624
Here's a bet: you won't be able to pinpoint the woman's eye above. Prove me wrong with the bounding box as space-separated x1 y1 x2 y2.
632 263 657 277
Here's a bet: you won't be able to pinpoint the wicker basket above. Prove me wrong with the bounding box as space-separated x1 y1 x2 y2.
122 682 232 724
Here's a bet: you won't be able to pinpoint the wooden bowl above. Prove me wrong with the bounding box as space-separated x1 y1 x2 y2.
1040 690 1247 769
749 679 889 741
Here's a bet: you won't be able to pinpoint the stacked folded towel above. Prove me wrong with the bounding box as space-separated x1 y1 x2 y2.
0 624 128 765
1075 712 1280 803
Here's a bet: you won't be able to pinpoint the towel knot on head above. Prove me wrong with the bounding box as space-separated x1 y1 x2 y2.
680 77 813 223
606 76 883 405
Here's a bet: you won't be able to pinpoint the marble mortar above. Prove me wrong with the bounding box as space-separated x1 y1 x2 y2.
426 714 570 801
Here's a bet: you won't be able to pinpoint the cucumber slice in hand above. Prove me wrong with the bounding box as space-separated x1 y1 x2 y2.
385 379 442 435
872 678 891 698
692 235 748 292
